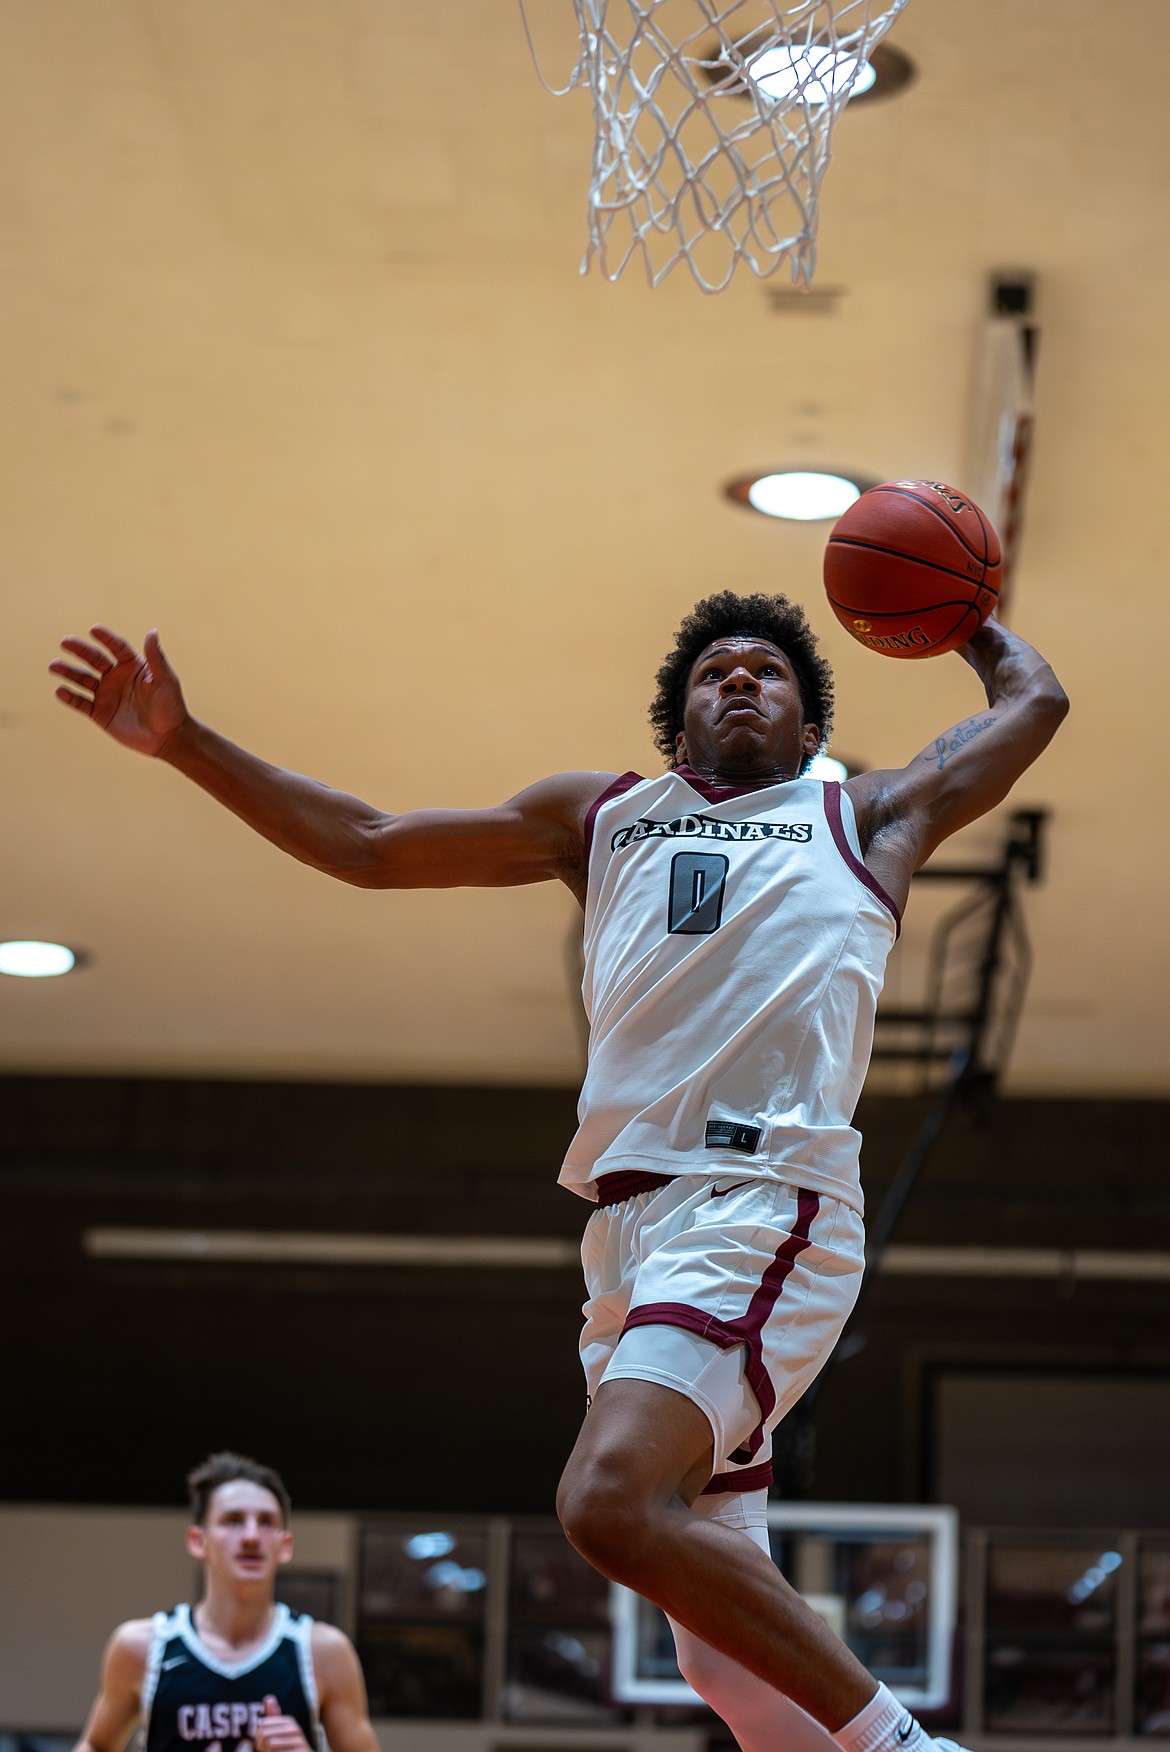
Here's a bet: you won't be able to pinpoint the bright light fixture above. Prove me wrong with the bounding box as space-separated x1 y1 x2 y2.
406 1531 457 1561
703 41 914 108
847 58 877 97
425 1559 487 1593
747 45 875 105
746 471 862 521
0 939 76 978
807 754 849 784
83 1228 580 1268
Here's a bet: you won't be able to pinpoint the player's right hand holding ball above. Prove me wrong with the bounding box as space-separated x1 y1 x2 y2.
824 479 1001 658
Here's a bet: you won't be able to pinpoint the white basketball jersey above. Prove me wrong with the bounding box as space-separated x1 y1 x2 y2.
559 767 901 1213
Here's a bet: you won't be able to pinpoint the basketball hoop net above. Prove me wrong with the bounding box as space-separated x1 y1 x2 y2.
522 0 909 292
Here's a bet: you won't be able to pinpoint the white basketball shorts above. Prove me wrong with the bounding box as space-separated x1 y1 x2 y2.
579 1174 865 1540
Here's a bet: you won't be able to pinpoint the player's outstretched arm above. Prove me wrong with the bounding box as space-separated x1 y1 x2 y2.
71 1620 151 1752
310 1625 382 1752
844 617 1068 909
51 627 613 894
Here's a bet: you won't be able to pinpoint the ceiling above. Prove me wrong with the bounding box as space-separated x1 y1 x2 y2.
3 0 1167 1094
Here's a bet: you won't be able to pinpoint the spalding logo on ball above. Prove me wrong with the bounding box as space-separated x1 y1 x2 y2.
824 479 1001 658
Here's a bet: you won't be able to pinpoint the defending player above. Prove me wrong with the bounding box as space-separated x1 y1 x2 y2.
73 1452 379 1752
52 593 1067 1752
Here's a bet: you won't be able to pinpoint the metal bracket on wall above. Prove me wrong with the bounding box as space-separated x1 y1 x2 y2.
861 806 1049 1266
870 806 1047 1088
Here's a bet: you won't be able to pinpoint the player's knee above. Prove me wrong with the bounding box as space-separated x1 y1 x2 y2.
556 1462 656 1583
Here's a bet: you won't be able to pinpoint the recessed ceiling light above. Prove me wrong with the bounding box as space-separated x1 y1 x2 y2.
747 44 875 105
848 59 878 98
701 40 915 106
0 939 78 978
808 754 866 782
751 472 860 519
726 469 873 521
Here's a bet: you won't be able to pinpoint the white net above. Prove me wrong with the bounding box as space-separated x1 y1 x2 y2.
523 0 910 292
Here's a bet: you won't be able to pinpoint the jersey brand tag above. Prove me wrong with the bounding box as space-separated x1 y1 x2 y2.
705 1120 762 1154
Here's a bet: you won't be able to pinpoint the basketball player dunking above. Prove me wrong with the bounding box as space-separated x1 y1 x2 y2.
52 592 1066 1752
74 1453 378 1752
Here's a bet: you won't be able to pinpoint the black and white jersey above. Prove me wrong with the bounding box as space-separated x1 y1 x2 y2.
141 1603 322 1752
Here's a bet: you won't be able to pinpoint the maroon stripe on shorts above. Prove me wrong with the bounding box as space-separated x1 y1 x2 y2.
700 1460 773 1497
595 1170 676 1207
731 1188 820 1458
621 1300 744 1348
620 1190 821 1462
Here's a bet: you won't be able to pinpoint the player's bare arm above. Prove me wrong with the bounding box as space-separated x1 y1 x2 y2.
51 626 614 903
844 617 1068 911
310 1623 382 1752
72 1619 151 1752
249 1629 378 1752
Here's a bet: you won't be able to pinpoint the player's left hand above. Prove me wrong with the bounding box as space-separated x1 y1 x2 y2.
254 1694 313 1752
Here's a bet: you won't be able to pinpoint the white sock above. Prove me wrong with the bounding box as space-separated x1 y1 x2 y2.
833 1683 926 1752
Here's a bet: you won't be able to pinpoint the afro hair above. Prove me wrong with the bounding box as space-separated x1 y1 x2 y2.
649 590 834 771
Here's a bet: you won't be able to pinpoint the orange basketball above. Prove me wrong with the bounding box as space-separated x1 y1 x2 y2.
823 479 1001 658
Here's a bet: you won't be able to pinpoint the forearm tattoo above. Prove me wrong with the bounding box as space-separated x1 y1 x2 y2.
930 714 997 770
